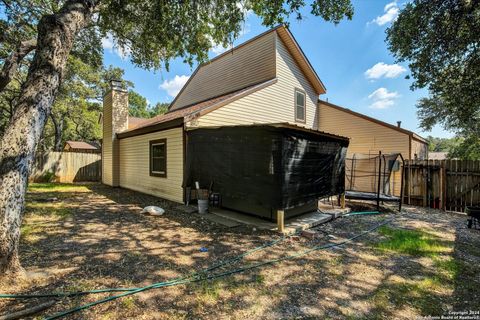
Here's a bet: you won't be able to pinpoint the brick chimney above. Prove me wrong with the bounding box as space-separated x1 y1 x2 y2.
102 80 129 186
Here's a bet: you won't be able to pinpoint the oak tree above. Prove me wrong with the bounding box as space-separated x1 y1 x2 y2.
0 0 354 277
386 0 480 159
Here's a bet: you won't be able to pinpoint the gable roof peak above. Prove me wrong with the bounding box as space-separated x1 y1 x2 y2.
168 25 326 111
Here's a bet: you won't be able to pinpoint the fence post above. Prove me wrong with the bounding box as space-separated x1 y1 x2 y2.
408 160 412 205
422 160 427 207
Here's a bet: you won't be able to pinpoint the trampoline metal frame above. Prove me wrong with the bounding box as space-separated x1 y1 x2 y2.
344 151 405 211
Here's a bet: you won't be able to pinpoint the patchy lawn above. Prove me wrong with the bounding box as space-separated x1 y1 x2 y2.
1 183 479 319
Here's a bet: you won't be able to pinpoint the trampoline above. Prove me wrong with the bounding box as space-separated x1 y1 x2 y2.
345 152 405 211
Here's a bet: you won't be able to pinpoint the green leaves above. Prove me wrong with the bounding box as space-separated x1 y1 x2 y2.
1 0 356 148
128 90 149 118
96 0 353 70
387 0 480 140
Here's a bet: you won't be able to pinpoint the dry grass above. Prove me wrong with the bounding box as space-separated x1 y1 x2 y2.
0 183 479 319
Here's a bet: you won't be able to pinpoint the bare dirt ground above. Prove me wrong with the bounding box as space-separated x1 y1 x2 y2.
1 183 479 319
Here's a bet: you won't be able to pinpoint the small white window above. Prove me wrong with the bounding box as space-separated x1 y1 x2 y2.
295 89 306 122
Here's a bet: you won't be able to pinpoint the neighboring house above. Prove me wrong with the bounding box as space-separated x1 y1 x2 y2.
318 100 428 160
318 100 428 197
429 152 449 160
101 25 427 219
64 141 100 153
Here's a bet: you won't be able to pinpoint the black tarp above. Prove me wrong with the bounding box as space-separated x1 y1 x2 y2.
185 124 348 221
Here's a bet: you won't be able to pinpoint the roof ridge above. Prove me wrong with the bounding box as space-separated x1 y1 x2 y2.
168 24 326 111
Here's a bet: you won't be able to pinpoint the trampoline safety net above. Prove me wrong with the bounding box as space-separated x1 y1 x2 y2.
345 152 405 208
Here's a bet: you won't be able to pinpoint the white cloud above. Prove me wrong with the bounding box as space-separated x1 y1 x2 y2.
368 87 399 109
210 43 233 55
101 35 114 51
368 87 399 100
159 75 190 97
208 20 250 56
236 1 253 17
365 62 406 79
101 33 131 59
370 1 399 26
369 100 396 109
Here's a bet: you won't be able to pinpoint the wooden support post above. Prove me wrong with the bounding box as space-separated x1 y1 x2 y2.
408 161 412 205
376 151 382 211
423 164 428 207
340 193 346 209
439 164 445 210
277 210 285 233
442 162 448 210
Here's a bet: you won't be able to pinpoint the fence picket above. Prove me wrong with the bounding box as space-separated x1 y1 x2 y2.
30 151 101 183
404 159 480 212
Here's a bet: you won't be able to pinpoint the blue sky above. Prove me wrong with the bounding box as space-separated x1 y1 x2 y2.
102 0 453 138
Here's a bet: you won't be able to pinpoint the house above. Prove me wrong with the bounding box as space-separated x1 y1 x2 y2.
102 25 348 221
64 141 100 153
429 152 448 160
101 25 427 219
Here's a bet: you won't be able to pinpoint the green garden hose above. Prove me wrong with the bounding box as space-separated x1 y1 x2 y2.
44 218 393 320
344 211 382 216
0 233 292 299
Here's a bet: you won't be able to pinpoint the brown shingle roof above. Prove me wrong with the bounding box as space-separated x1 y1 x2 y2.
119 80 275 137
318 100 428 144
428 152 448 160
65 141 99 150
128 117 148 129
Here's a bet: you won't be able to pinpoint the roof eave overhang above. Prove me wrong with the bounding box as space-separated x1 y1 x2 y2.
276 26 327 95
117 117 184 139
319 99 428 142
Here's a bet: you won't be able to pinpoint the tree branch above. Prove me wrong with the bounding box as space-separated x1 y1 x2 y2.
0 38 37 92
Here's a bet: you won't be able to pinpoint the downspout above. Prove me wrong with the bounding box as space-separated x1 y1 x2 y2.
408 134 412 205
182 121 188 204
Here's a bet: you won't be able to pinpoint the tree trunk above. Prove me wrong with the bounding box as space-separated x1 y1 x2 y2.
0 0 95 278
51 113 65 151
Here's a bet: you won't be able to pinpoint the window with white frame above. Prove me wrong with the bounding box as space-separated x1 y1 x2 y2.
295 88 306 122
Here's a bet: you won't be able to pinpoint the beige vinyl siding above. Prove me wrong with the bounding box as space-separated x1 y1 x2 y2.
119 127 184 203
171 32 276 110
412 138 428 159
188 34 318 129
275 34 318 128
102 93 113 186
319 102 409 196
319 102 410 157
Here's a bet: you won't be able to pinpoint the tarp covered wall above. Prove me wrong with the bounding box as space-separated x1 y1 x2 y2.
185 125 348 221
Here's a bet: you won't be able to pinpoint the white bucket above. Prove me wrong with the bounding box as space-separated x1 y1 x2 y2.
198 199 209 214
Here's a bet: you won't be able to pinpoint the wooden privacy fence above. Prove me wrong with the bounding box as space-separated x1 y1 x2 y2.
404 159 480 212
30 151 101 183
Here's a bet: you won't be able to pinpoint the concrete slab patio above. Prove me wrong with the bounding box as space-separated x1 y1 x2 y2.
209 204 351 234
